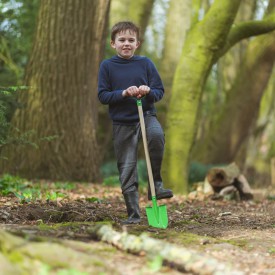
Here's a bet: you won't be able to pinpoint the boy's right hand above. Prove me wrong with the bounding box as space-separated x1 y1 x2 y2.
122 86 139 97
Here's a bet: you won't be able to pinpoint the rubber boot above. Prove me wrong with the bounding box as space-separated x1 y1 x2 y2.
121 191 141 224
148 181 173 200
148 157 173 200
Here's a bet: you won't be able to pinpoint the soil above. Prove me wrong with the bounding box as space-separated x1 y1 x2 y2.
0 183 275 274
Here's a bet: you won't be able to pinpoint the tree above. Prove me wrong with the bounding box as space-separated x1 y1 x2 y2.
159 0 192 120
196 31 275 165
1 0 110 181
162 0 275 193
110 0 155 43
0 0 40 85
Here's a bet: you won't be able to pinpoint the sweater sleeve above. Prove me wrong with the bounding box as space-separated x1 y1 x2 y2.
145 58 164 103
98 61 125 105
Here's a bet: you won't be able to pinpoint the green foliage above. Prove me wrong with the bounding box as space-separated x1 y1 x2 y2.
102 175 120 186
13 188 42 203
0 173 27 195
0 86 23 139
85 197 102 203
188 161 215 184
0 0 40 85
0 174 71 203
51 181 76 191
147 255 163 272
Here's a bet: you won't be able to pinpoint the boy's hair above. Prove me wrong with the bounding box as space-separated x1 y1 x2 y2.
111 21 140 41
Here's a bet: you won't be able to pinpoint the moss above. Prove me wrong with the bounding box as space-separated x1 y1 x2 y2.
222 239 248 248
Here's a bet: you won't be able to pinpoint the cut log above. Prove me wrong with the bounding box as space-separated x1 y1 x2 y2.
206 163 240 191
88 224 243 275
206 163 253 200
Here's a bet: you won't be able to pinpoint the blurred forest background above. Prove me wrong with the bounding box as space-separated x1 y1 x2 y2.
0 0 275 194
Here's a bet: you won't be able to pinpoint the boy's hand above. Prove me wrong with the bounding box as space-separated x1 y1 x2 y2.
137 85 150 98
122 86 139 97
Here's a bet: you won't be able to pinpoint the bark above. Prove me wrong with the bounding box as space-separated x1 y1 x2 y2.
207 163 241 188
0 229 116 274
0 0 110 181
217 16 275 59
194 0 257 167
0 226 243 274
162 0 241 194
160 0 192 92
159 0 192 123
162 0 275 194
206 163 253 200
198 32 275 164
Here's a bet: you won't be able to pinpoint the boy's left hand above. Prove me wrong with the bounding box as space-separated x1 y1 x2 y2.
137 85 150 98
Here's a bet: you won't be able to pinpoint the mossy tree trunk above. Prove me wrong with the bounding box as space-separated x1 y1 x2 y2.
193 2 275 165
163 1 241 194
193 0 258 168
162 0 275 194
196 32 275 165
158 0 192 124
1 0 110 181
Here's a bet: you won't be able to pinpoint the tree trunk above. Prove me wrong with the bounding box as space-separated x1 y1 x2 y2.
158 0 192 124
197 32 275 165
1 0 110 181
162 0 241 194
193 0 258 168
160 0 192 93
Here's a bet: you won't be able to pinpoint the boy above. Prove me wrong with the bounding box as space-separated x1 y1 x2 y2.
98 21 173 224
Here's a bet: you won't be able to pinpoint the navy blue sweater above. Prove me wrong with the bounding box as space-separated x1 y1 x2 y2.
98 55 164 125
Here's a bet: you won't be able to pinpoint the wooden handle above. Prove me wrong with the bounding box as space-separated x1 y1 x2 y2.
137 101 155 197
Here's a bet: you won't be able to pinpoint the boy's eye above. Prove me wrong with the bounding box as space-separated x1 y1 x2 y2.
118 38 135 43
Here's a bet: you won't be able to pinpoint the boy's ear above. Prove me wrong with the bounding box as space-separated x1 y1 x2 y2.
136 41 141 48
110 40 116 48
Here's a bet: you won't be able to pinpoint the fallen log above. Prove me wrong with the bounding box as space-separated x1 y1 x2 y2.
206 163 253 200
0 229 118 274
88 224 243 275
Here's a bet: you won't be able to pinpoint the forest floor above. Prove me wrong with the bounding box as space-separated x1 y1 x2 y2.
0 182 275 274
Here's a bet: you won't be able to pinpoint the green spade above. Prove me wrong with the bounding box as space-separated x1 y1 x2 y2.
136 99 168 229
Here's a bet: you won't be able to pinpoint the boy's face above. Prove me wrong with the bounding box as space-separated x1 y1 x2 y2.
111 30 140 59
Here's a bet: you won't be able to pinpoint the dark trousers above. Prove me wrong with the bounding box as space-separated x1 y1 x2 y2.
113 114 165 194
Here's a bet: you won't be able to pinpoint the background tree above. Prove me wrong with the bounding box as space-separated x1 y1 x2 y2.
0 0 39 85
158 0 192 123
162 0 275 194
1 0 110 181
192 0 264 166
195 31 275 164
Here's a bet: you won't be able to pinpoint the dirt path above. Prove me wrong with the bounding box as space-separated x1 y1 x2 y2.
0 184 275 274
